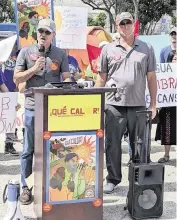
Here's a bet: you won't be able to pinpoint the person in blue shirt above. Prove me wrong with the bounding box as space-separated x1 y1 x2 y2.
64 49 81 81
0 45 20 155
0 71 9 91
1 51 17 92
160 27 176 63
0 70 19 155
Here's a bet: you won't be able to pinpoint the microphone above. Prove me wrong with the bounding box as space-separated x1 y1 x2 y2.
37 45 45 74
38 45 45 57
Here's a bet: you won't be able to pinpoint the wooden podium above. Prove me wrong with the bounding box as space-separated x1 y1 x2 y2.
29 87 114 220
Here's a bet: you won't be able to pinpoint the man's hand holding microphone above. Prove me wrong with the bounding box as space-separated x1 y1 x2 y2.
32 45 45 74
32 57 45 73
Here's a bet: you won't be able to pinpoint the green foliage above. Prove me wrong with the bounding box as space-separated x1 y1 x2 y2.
82 0 176 34
138 0 174 34
88 12 107 27
0 0 15 23
171 15 177 27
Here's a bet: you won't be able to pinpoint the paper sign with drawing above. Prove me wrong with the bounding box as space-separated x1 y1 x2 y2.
0 93 18 133
55 6 88 49
16 93 25 128
46 132 99 204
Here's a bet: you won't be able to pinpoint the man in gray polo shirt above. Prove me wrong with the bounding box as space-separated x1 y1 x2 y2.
14 18 71 204
96 12 157 194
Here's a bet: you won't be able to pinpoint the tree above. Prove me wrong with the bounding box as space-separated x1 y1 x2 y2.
81 0 133 32
171 15 177 27
88 12 107 27
138 0 174 34
81 0 175 34
0 0 15 23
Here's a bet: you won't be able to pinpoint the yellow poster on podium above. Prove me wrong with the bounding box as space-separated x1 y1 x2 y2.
48 95 101 131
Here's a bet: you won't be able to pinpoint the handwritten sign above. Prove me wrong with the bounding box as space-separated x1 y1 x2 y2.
16 93 25 128
0 93 18 133
55 6 88 49
146 63 177 108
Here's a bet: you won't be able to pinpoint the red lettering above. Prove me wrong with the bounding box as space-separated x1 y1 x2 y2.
93 108 99 114
56 106 67 115
71 108 75 114
51 109 57 116
169 77 175 89
62 106 67 115
15 117 21 127
80 108 85 115
76 108 80 114
57 109 63 115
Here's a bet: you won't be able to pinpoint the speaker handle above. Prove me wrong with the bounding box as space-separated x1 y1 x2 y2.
133 113 140 163
134 110 152 164
147 111 152 163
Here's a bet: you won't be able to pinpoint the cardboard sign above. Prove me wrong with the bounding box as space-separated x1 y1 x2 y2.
0 92 18 133
55 6 88 49
146 63 177 108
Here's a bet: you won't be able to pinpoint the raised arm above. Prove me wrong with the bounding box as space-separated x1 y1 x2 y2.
14 48 45 85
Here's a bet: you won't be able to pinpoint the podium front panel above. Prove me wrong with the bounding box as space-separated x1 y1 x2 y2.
34 91 106 220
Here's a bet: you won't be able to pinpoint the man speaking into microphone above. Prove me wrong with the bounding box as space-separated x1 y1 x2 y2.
14 18 71 205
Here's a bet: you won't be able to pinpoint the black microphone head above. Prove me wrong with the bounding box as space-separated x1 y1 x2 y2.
38 45 45 57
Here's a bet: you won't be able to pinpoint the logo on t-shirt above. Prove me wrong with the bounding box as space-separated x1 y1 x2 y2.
112 54 121 61
50 61 58 71
30 54 38 61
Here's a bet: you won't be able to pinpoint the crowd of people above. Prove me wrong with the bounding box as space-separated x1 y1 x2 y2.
0 12 176 205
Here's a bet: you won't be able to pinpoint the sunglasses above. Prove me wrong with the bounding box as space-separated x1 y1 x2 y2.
38 28 51 35
170 32 176 36
119 20 133 26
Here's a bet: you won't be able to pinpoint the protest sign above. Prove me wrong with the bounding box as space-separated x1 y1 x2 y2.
16 93 25 128
15 0 54 48
146 63 177 108
0 35 17 63
0 93 18 133
55 6 88 49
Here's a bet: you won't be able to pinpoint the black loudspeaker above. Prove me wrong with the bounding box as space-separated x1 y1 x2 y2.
127 163 165 219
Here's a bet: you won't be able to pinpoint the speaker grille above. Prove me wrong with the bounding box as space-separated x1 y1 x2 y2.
133 184 163 218
138 189 157 209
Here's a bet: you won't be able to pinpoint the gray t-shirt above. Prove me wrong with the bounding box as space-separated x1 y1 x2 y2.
15 44 69 109
98 38 156 107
